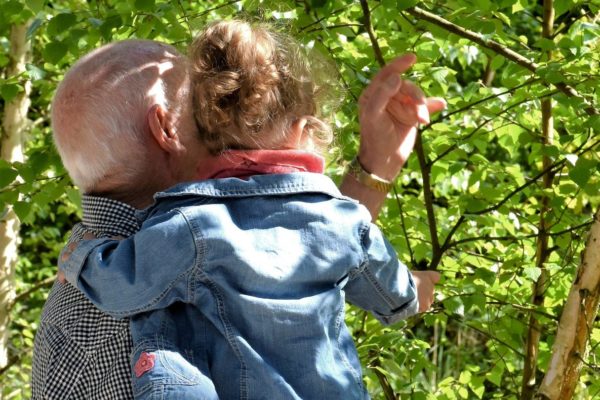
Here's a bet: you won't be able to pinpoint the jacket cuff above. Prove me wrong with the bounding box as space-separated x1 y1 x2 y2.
59 239 112 285
372 296 419 326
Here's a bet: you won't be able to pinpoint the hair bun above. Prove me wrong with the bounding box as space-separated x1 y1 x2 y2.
190 20 337 154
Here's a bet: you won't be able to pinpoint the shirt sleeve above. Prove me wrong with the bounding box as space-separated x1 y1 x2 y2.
58 209 197 318
344 222 419 325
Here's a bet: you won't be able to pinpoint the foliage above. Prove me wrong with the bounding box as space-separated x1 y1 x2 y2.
0 0 599 398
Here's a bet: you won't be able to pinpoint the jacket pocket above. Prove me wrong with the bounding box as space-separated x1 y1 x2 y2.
131 340 217 398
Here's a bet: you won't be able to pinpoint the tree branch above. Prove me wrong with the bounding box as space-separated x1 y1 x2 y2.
370 358 396 400
393 186 416 268
298 6 352 32
359 0 385 67
0 353 19 377
446 312 526 358
447 220 593 249
465 159 566 216
405 6 598 116
415 134 441 267
428 78 541 128
8 276 55 312
303 23 362 35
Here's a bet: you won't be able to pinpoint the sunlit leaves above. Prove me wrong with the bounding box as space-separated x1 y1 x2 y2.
0 0 599 398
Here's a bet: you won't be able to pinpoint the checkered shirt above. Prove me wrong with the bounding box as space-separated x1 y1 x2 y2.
32 196 140 400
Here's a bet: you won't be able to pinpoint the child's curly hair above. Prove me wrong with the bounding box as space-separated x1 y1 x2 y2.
189 19 339 155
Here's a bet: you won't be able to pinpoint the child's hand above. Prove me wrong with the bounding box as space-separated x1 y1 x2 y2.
57 232 102 284
57 270 66 284
358 54 446 181
411 270 440 313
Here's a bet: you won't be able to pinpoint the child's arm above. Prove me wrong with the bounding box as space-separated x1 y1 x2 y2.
58 209 197 318
344 222 432 325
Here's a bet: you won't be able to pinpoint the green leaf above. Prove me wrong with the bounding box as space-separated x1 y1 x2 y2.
13 201 32 222
26 18 43 39
309 0 328 8
0 83 22 102
397 0 419 10
558 37 577 56
99 15 123 40
584 115 600 132
468 376 485 399
534 38 555 51
479 21 496 35
134 0 156 12
43 41 68 64
493 12 510 26
443 296 464 316
523 267 542 282
512 1 525 13
26 64 46 81
473 0 491 11
47 13 78 37
569 157 598 188
459 370 471 384
490 54 505 70
0 164 19 188
475 268 496 285
486 363 504 386
555 0 574 16
25 0 45 13
2 0 24 18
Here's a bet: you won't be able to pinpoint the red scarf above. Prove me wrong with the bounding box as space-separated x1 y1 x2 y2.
196 150 324 180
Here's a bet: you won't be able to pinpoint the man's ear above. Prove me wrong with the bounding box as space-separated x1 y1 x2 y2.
147 104 183 153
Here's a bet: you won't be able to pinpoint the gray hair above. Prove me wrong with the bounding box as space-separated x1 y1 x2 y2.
52 40 190 192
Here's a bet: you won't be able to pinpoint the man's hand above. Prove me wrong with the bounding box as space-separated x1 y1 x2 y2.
358 54 446 181
411 270 440 313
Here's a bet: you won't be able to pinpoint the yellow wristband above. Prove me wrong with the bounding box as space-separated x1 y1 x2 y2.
347 157 394 193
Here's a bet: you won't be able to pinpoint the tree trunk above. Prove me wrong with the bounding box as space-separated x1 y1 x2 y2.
536 210 600 399
0 22 31 371
521 2 554 397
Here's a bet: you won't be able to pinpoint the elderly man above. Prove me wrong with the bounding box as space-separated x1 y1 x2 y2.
32 39 443 399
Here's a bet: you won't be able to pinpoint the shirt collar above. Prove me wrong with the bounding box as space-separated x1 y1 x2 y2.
81 195 140 237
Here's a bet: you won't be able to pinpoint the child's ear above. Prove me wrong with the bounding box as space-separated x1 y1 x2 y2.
147 104 183 153
288 117 312 149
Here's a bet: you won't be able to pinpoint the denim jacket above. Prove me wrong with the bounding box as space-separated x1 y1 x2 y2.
60 172 418 399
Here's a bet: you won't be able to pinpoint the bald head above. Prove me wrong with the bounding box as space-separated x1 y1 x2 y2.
52 40 195 195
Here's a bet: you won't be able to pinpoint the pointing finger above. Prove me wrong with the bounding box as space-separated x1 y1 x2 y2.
372 54 417 83
426 97 447 115
361 74 403 117
360 54 417 102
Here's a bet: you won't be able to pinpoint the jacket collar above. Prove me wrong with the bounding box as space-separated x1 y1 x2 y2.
153 172 346 201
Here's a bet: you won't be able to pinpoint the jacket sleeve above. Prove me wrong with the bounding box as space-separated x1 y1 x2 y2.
58 209 197 318
344 222 419 325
